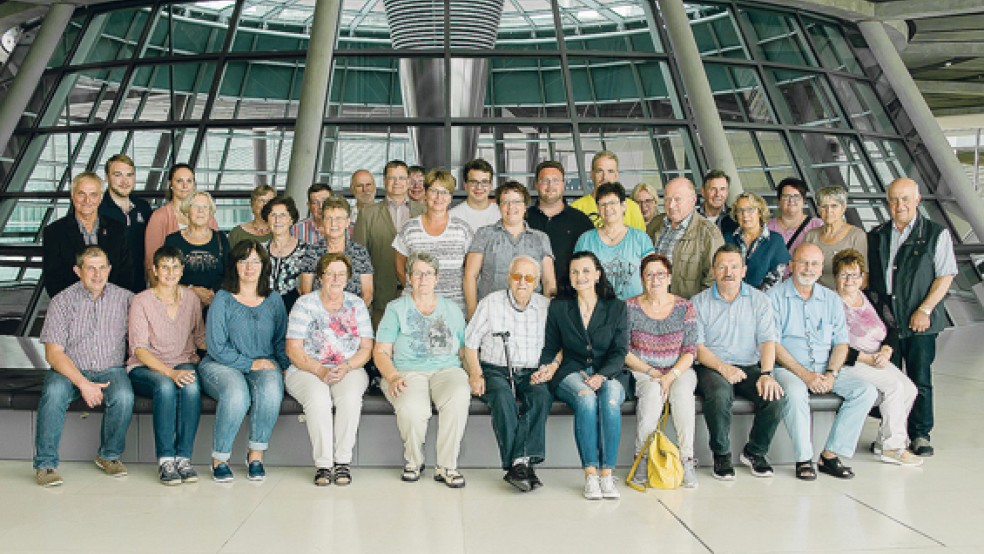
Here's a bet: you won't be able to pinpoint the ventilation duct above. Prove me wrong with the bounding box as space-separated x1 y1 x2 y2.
383 0 504 172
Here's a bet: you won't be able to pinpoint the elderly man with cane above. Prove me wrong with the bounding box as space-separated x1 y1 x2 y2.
465 255 554 492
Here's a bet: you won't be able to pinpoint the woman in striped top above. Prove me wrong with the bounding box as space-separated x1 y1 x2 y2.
624 252 699 489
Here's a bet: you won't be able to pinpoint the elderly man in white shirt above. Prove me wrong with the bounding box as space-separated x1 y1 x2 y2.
464 255 552 493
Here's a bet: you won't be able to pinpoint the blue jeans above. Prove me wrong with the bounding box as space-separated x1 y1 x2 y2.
129 363 201 459
554 371 625 470
34 366 134 469
774 367 877 462
198 360 284 462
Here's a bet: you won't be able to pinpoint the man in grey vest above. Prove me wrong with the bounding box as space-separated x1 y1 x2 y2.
867 178 957 457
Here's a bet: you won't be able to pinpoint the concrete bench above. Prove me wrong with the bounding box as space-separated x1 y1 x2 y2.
0 336 843 468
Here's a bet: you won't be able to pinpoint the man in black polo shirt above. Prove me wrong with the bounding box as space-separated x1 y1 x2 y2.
526 161 593 289
98 154 152 292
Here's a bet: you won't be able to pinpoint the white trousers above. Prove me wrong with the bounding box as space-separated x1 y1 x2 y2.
848 361 917 451
631 369 698 458
285 367 369 468
381 367 471 470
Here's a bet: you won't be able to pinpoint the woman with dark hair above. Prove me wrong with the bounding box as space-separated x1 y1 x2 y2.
285 253 373 486
309 196 374 308
163 191 229 307
198 240 288 483
262 195 317 312
574 182 654 300
767 177 822 256
229 184 275 248
463 180 556 319
624 253 699 489
127 246 206 485
145 163 218 273
533 251 629 500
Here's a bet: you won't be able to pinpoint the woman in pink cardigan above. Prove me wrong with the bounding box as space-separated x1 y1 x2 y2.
145 163 218 275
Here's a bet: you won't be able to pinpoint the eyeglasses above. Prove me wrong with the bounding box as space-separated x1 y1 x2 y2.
427 188 451 197
410 270 437 279
598 200 621 209
500 199 526 207
780 194 803 203
644 271 669 280
735 207 758 215
838 272 863 281
237 258 262 267
323 271 348 280
189 203 212 211
510 273 537 283
637 198 657 206
268 211 291 220
466 179 492 187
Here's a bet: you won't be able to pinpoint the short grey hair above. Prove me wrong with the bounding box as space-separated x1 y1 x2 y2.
507 255 541 279
817 185 848 209
406 251 439 276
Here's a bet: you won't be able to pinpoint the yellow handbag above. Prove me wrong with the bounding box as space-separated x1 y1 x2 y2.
626 403 684 490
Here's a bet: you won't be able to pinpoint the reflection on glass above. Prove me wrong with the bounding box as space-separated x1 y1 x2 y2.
803 18 863 75
488 57 566 117
686 3 749 59
39 68 126 127
569 58 680 119
475 125 576 185
318 127 414 190
118 63 217 122
725 130 796 193
72 8 151 64
769 69 845 128
830 77 895 133
741 8 815 66
864 138 927 189
705 63 774 123
792 133 879 193
144 4 230 58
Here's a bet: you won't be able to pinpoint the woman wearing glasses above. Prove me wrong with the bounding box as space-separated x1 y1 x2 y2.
374 252 471 488
463 181 556 319
631 183 660 227
624 252 700 489
832 249 922 467
726 192 790 291
199 240 288 483
262 196 317 313
309 196 374 309
803 185 867 289
767 177 822 256
574 182 654 300
162 191 229 307
393 170 474 312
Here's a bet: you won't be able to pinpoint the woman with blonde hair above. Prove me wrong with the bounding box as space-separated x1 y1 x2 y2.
726 192 789 291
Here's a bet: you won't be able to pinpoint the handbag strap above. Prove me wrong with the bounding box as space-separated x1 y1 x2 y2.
657 402 671 433
785 217 812 249
626 429 656 491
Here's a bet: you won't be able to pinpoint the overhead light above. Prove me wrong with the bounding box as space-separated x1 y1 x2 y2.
943 61 953 68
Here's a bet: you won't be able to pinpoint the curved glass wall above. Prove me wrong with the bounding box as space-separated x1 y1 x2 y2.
0 0 978 331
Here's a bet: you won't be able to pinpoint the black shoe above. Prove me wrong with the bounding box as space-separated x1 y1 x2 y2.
739 446 774 478
503 463 533 492
817 455 855 479
712 454 735 481
528 467 543 490
909 437 935 457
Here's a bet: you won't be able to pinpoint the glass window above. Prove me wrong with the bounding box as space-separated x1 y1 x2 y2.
740 8 816 67
143 3 231 58
317 126 414 189
232 20 309 53
830 77 895 134
705 63 775 123
197 128 293 191
565 21 662 54
864 139 928 189
725 130 797 193
579 125 695 192
685 3 749 59
569 58 681 119
119 63 218 122
474 125 577 185
215 60 304 120
791 132 880 194
47 16 85 68
38 68 126 128
101 129 198 194
802 17 864 76
768 69 846 128
488 57 567 118
71 8 152 64
850 198 891 231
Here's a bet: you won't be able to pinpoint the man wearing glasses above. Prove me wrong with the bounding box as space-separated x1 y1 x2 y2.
450 158 501 233
291 183 333 245
464 255 553 492
352 160 425 327
570 150 646 230
526 161 594 289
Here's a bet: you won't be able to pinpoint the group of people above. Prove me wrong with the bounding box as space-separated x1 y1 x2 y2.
34 151 955 502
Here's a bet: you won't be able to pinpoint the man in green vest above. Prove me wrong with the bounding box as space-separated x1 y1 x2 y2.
867 178 957 457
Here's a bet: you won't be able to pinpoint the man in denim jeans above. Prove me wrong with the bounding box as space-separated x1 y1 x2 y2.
34 246 134 487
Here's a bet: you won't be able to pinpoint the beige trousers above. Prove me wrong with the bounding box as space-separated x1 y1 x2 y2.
631 369 698 458
285 367 369 468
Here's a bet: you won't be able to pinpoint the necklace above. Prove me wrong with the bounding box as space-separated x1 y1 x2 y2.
601 224 626 244
154 287 180 307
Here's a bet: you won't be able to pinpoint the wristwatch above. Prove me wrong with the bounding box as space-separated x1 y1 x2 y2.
918 305 932 316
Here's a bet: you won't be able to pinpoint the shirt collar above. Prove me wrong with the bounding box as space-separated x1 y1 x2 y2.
711 281 750 300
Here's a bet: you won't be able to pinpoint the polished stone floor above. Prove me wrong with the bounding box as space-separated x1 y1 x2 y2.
1 324 982 554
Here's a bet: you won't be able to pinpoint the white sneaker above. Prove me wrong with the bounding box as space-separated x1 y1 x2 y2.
880 448 924 467
583 474 602 500
682 457 699 489
599 475 620 499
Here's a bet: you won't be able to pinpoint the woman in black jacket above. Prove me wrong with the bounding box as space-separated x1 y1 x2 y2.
533 251 628 500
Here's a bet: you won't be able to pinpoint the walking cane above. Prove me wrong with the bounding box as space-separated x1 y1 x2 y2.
492 331 515 396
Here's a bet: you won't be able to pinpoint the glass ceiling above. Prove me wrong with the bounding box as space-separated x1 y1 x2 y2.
181 0 648 35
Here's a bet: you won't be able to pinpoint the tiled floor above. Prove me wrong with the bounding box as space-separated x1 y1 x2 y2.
1 324 982 554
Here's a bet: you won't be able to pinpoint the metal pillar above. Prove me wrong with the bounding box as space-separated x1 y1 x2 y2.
859 20 984 240
285 0 341 203
657 0 743 197
0 3 74 153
